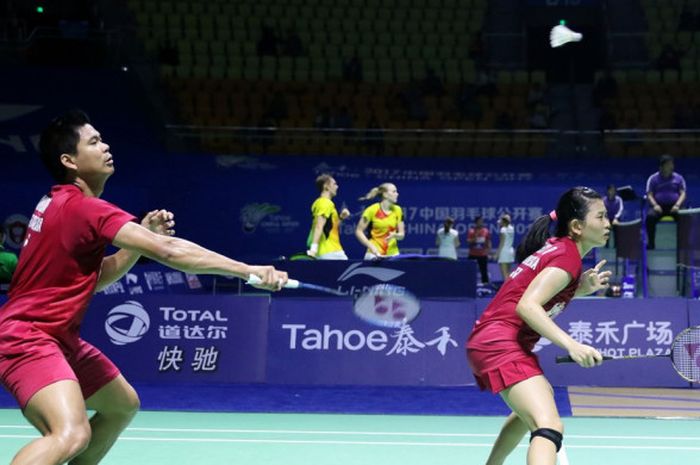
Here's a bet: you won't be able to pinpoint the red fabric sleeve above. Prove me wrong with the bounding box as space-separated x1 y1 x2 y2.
63 196 136 251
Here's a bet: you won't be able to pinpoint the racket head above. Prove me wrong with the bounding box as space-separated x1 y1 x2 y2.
670 325 700 382
353 284 420 328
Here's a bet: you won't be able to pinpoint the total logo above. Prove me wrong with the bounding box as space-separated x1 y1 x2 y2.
105 301 150 345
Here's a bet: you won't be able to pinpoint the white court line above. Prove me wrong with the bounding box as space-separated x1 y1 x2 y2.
131 427 499 437
558 444 570 465
1 434 700 451
0 425 698 441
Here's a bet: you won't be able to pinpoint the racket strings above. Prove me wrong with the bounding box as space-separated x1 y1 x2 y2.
671 327 700 382
354 284 421 328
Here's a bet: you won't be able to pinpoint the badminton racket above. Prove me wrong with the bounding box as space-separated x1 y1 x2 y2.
247 275 421 328
555 325 700 382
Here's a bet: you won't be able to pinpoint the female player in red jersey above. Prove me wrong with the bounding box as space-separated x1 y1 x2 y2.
467 186 612 465
0 110 287 465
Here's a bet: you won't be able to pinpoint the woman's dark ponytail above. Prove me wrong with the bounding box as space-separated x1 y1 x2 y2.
515 215 553 262
515 186 602 263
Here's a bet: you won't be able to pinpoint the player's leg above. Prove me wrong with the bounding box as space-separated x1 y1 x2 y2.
69 374 139 465
645 208 660 249
14 380 92 465
479 256 489 283
484 411 529 465
68 341 139 465
499 375 563 465
499 262 511 281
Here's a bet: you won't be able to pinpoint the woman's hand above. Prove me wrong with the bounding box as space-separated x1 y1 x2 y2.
577 259 611 295
368 243 383 258
568 343 603 368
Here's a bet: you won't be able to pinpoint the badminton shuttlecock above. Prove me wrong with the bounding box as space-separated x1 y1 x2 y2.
550 24 583 48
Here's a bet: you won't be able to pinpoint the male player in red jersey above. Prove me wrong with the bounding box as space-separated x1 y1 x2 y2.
0 110 287 465
467 187 612 465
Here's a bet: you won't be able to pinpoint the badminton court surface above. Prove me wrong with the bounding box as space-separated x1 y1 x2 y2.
0 409 697 465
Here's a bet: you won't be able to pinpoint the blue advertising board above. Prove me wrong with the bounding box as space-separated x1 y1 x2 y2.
93 258 477 298
1 292 697 388
538 298 690 387
689 299 700 326
81 295 270 383
95 263 214 296
266 298 476 386
269 259 477 298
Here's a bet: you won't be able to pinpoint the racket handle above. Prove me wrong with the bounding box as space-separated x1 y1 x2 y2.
555 355 614 364
246 274 300 289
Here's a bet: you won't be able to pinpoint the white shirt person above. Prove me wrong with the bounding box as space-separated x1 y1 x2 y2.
496 214 515 281
436 217 460 260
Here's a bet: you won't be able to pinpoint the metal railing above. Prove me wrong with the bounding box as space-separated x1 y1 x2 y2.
164 125 700 156
165 124 560 156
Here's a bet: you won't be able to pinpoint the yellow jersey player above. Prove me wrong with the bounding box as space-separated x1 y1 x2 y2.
355 183 405 259
306 174 350 260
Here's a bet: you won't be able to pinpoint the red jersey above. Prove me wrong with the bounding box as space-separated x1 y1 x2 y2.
467 236 581 367
467 226 490 257
0 184 134 351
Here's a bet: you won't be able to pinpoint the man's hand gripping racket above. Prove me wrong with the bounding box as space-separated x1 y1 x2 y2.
246 266 288 291
247 275 421 328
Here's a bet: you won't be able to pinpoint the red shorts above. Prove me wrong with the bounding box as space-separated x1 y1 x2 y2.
466 348 543 394
0 335 120 409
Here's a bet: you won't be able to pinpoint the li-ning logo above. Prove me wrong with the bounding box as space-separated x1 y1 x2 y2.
337 262 405 282
105 301 150 345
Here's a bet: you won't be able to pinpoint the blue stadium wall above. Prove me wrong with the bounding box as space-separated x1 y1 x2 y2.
3 66 700 264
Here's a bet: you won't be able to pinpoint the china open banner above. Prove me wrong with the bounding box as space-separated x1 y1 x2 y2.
80 295 269 383
266 298 476 385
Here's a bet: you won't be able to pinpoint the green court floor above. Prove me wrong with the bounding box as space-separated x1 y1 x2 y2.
0 409 697 465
